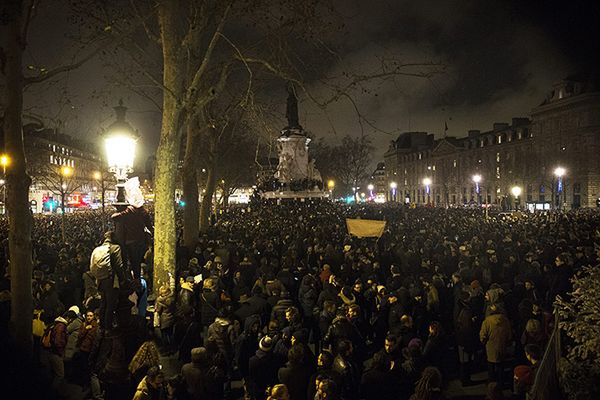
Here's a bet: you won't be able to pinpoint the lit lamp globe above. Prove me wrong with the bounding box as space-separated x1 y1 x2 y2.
511 186 522 198
422 177 432 187
103 100 139 204
389 182 397 190
472 174 481 184
327 180 335 190
554 167 565 178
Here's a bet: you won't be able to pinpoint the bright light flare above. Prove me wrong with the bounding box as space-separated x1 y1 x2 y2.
105 133 136 170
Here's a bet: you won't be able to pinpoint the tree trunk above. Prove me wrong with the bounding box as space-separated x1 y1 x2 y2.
3 0 34 357
199 133 218 233
182 118 200 250
153 2 185 293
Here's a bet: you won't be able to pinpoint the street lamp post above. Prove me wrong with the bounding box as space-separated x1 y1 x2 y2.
511 186 522 211
103 100 139 205
0 154 9 213
554 167 566 211
423 177 432 206
367 184 374 200
327 179 335 199
472 174 482 206
59 165 73 242
93 171 106 214
390 182 397 203
102 100 140 388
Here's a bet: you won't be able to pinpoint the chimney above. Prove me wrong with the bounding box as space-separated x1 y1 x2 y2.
493 122 509 131
511 117 529 127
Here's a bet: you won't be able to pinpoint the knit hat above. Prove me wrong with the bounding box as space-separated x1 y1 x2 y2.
68 305 80 316
259 336 273 352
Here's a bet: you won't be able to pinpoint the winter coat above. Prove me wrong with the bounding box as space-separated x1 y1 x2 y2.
234 314 260 378
248 349 280 400
77 320 98 353
455 304 478 352
199 290 220 326
132 376 165 400
155 292 176 329
64 317 82 360
480 311 512 363
298 274 319 316
51 316 69 357
278 363 311 400
206 318 234 360
360 367 397 400
176 284 195 321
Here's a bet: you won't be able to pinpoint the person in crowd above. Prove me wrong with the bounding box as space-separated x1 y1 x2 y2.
133 366 165 400
480 303 513 388
2 203 598 400
410 366 445 400
155 285 176 352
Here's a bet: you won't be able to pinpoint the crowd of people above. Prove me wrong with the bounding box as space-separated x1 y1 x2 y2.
1 202 599 400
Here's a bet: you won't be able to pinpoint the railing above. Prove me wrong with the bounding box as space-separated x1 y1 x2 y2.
528 312 562 400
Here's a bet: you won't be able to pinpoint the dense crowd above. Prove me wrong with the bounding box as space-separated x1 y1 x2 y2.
1 202 599 400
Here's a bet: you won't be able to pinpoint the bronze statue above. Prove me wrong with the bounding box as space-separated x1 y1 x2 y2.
286 82 301 129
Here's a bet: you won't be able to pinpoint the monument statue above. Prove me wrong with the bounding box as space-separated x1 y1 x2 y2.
285 82 302 129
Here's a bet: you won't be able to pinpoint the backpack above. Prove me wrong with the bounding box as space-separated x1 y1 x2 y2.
90 243 112 280
32 310 46 338
41 324 54 348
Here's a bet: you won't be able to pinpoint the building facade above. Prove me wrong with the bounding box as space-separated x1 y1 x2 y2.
384 77 600 209
24 124 107 212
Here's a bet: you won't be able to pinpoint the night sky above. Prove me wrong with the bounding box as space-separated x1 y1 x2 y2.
20 0 600 166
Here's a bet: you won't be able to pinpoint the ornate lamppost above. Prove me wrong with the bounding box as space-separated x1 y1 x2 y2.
554 166 566 210
423 177 432 205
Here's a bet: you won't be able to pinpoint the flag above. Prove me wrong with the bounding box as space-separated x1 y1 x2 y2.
346 218 386 238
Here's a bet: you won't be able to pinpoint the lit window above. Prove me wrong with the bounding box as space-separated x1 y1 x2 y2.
418 153 422 160
432 165 436 171
496 153 500 163
427 165 431 170
498 136 502 144
50 155 54 164
496 166 500 179
453 160 457 168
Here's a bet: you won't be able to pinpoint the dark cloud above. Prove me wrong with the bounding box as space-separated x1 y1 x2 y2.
20 0 598 165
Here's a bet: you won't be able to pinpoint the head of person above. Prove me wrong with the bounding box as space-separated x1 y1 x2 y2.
85 310 95 324
316 378 338 400
371 351 391 371
428 321 442 337
285 306 299 324
336 339 353 358
400 314 413 328
346 304 360 320
268 384 289 400
384 334 398 354
317 351 334 369
145 366 164 390
287 345 305 366
525 344 542 365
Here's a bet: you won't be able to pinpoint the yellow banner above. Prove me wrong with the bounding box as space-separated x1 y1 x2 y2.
346 218 386 238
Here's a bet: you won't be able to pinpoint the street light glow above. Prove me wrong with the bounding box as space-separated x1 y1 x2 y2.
0 154 9 167
367 184 374 191
554 166 566 177
93 171 102 180
389 182 397 189
61 166 73 177
511 186 522 197
105 133 137 172
472 174 482 183
422 177 432 186
327 180 335 189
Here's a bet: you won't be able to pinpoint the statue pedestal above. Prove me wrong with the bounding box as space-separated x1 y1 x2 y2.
275 129 311 183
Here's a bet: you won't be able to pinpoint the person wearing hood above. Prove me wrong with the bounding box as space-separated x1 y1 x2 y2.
248 336 281 400
63 307 82 379
480 303 513 388
111 177 153 281
234 314 261 380
155 285 176 352
43 312 69 388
